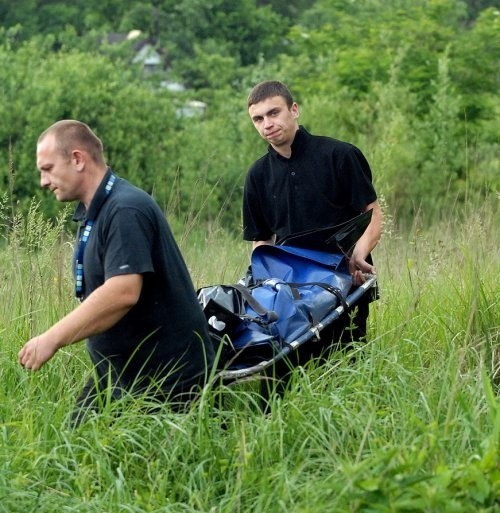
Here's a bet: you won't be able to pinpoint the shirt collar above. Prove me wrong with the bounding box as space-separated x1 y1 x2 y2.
268 125 309 160
73 168 115 223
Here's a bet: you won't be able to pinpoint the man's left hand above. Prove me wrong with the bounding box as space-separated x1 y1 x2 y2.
349 255 376 286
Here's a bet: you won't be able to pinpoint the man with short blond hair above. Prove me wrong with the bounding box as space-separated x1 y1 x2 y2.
38 119 106 165
19 120 214 424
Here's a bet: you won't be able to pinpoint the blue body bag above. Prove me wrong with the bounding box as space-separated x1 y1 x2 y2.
197 245 353 369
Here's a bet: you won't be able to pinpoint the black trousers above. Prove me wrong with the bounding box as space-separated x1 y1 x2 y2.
70 371 204 427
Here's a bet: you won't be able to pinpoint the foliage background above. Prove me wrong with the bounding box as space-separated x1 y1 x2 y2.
0 2 499 511
0 192 498 513
0 0 498 232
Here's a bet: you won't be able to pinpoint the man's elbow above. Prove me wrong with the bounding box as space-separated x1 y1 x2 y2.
252 236 276 250
373 203 383 234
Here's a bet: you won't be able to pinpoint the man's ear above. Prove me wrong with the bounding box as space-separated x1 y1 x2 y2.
72 149 86 171
291 102 300 118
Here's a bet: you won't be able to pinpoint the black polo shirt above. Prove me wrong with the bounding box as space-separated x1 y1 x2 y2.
73 170 214 394
243 126 377 243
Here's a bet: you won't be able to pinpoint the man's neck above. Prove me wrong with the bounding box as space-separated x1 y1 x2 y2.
273 144 292 158
82 166 108 209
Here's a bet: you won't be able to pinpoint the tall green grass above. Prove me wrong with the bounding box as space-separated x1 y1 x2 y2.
0 197 498 512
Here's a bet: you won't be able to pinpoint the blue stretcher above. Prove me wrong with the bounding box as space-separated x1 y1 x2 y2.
198 243 377 381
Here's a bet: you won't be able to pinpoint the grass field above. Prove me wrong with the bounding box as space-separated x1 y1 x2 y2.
0 198 498 512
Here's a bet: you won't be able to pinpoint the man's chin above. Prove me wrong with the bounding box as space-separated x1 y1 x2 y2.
268 137 285 147
54 193 72 202
265 132 281 142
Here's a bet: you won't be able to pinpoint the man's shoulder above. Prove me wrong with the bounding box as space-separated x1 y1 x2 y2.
308 131 356 153
103 179 160 220
247 152 272 175
113 179 154 205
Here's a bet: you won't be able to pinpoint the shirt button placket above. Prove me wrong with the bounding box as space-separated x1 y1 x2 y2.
289 166 298 189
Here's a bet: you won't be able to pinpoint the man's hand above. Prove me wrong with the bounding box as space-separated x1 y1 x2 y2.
18 334 60 371
348 201 382 286
17 274 143 371
348 254 376 286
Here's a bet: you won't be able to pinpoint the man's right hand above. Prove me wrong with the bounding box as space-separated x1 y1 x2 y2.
18 334 60 371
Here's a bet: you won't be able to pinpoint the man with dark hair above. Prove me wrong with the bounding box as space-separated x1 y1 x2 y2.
19 120 214 424
243 80 382 371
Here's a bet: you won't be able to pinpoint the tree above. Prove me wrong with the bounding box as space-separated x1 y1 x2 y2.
0 35 178 219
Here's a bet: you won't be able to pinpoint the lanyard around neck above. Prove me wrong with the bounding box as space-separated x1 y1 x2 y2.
75 173 116 300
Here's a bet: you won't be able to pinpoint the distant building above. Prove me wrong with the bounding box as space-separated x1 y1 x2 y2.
175 100 207 118
103 31 207 119
103 30 165 73
132 43 162 73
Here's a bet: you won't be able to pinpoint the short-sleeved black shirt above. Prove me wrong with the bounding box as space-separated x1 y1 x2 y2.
73 170 214 393
243 126 377 243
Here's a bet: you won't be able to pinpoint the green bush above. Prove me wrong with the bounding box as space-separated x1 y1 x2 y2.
0 0 498 230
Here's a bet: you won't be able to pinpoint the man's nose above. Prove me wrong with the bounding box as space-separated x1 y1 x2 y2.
40 173 50 188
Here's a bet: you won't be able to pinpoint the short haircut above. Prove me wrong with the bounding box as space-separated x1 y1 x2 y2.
38 120 105 165
247 80 294 109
